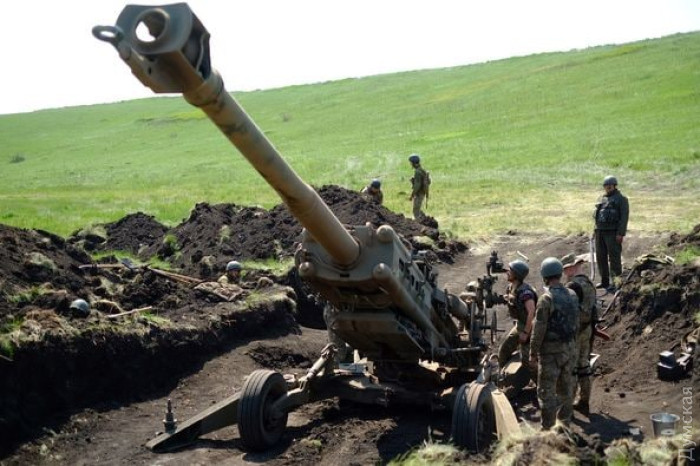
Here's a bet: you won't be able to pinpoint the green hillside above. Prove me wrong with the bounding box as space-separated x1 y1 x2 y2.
1 32 698 238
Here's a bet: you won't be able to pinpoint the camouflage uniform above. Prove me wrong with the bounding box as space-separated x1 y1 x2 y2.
217 273 240 285
410 166 428 219
567 274 597 410
530 284 579 429
498 282 538 367
360 185 384 204
593 189 629 287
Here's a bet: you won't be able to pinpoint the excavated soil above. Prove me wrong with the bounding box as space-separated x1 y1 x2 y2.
1 187 698 464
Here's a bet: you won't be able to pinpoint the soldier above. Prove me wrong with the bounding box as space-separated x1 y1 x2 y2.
529 257 579 430
407 154 429 220
593 175 629 292
361 179 384 205
561 253 598 416
497 260 538 372
218 260 242 285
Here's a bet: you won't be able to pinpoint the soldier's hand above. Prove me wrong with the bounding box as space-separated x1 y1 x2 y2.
518 331 529 344
529 355 538 368
616 235 624 244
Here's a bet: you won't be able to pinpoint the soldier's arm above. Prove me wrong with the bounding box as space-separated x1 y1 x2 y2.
529 295 550 356
523 299 536 336
378 191 384 204
618 194 629 236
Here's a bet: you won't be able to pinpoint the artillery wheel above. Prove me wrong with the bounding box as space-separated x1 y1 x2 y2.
237 369 289 451
451 382 497 452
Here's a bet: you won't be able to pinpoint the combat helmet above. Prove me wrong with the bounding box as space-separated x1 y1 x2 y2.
226 260 242 271
540 257 563 279
370 179 381 189
70 298 90 317
603 175 618 186
507 260 529 281
408 154 421 164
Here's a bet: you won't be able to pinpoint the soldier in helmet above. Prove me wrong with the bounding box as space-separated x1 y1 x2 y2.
361 179 384 205
529 257 580 430
69 298 91 318
593 175 629 292
498 260 538 371
218 260 242 285
561 253 598 416
407 154 429 220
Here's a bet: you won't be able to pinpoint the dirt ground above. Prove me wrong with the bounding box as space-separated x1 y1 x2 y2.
1 188 698 465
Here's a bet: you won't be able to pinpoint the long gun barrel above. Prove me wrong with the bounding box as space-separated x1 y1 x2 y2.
93 4 359 267
94 3 479 365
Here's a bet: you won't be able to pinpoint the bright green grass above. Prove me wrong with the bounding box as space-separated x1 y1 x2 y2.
1 32 698 239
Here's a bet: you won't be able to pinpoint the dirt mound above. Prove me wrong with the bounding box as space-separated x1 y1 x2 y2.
102 212 169 254
597 256 700 403
82 185 465 278
0 224 91 319
667 223 700 250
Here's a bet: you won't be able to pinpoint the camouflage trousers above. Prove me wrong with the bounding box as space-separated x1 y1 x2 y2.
323 304 352 363
412 193 425 220
498 325 530 368
575 325 593 404
536 342 575 430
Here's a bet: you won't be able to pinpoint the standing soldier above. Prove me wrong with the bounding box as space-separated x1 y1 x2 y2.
407 154 429 220
361 179 384 204
561 253 598 416
593 175 629 292
498 260 538 374
529 257 579 430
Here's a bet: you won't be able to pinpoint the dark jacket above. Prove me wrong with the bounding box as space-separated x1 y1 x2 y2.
594 189 629 235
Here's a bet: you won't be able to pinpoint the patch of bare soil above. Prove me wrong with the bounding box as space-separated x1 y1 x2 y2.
1 188 698 464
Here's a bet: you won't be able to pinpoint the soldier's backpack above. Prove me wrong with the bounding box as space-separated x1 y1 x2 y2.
545 286 578 342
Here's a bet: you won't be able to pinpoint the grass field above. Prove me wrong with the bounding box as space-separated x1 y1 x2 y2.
1 32 698 240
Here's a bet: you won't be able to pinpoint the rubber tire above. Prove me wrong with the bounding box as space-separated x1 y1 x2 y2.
451 382 497 452
237 369 288 451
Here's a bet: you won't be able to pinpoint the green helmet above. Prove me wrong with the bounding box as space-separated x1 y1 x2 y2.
226 260 242 271
408 154 421 164
70 299 90 316
507 260 529 281
603 175 618 186
540 257 563 279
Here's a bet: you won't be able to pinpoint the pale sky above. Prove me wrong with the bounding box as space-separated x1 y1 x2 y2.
1 0 698 115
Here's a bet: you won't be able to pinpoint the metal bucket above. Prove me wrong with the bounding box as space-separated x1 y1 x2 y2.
650 412 680 437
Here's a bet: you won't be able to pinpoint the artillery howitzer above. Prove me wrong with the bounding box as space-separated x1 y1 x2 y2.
94 3 519 454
